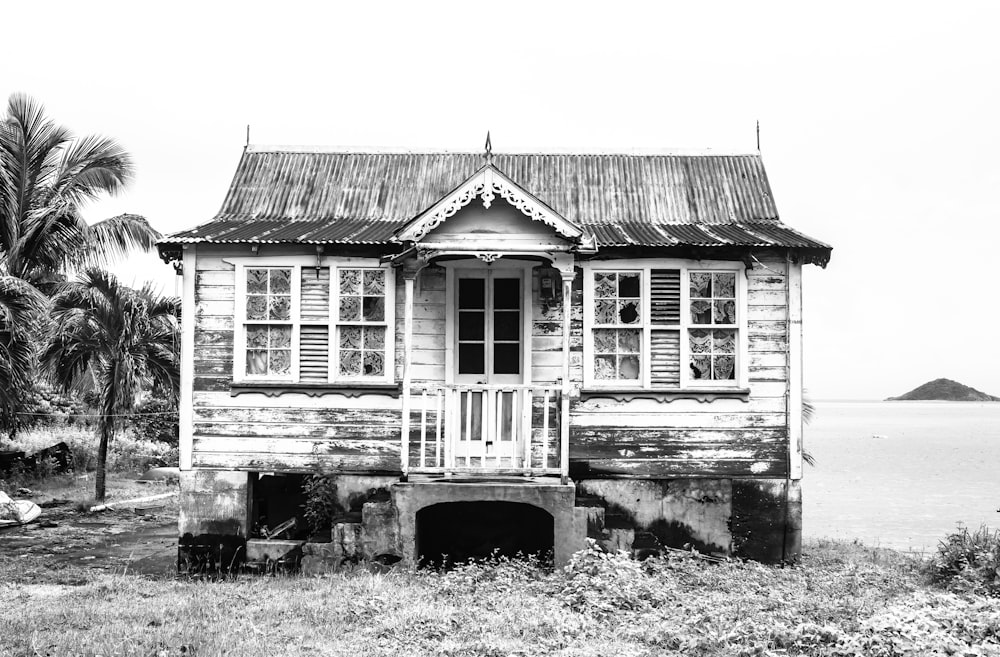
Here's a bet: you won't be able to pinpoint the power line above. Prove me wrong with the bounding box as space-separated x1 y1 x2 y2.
15 410 178 418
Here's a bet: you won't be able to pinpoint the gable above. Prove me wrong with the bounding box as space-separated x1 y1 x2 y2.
394 164 586 244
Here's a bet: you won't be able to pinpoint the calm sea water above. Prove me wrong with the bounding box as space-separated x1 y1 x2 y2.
803 401 1000 552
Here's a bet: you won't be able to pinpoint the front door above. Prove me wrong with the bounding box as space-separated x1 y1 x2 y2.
454 269 524 463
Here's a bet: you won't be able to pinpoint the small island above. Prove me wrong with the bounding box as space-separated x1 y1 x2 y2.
887 378 1000 401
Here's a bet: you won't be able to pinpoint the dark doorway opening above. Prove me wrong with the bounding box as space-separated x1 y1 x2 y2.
416 501 554 568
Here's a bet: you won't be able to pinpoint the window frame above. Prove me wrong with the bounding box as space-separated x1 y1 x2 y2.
581 259 748 390
229 256 395 386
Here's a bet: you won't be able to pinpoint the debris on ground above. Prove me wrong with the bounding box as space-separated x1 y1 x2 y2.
0 491 42 526
89 491 178 513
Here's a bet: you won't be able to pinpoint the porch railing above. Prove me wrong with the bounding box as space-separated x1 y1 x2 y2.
401 384 568 479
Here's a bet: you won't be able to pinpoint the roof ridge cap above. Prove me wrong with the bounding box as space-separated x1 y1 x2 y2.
245 144 761 157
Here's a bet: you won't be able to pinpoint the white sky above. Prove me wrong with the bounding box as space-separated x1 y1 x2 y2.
3 0 998 400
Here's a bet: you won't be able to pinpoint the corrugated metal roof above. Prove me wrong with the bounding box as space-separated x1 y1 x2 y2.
161 148 831 256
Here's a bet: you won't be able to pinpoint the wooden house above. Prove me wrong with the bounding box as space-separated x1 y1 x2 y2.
157 144 831 569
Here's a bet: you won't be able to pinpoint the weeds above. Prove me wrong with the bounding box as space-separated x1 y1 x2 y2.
928 524 1000 597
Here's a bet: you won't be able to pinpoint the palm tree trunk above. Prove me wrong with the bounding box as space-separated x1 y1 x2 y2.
95 420 113 502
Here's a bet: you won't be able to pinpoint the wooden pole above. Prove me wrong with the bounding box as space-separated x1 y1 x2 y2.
401 271 417 480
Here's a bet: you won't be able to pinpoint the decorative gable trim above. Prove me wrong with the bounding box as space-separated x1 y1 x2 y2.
395 164 586 243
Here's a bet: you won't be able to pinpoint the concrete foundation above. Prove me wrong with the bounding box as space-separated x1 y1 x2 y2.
176 468 801 571
393 478 580 567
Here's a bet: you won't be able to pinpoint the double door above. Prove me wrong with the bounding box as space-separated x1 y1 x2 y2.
453 269 524 461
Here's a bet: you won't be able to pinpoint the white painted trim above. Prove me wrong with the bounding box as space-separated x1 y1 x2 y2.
788 260 804 480
179 246 196 471
444 261 534 386
230 256 395 386
581 258 747 391
396 165 584 242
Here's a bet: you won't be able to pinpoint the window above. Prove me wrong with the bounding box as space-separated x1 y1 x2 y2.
233 259 394 384
583 261 743 389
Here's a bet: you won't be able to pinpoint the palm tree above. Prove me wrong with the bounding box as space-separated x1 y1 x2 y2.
42 269 179 501
0 93 161 438
0 276 44 437
0 93 159 289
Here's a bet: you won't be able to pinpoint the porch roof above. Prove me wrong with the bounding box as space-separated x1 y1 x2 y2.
159 147 831 263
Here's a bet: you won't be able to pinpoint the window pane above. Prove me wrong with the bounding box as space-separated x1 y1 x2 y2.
619 355 640 380
493 343 520 374
270 350 291 375
618 273 640 297
247 326 269 348
458 343 485 374
247 296 267 320
363 296 384 321
713 273 735 298
339 326 361 350
690 356 711 379
340 269 361 295
459 311 484 340
458 278 485 310
269 326 291 348
690 272 712 298
690 300 712 324
618 329 640 353
339 350 362 376
494 279 520 309
493 311 519 341
269 295 291 320
247 269 268 293
594 355 616 379
593 329 616 353
713 300 736 324
594 299 617 324
363 270 385 296
713 355 735 380
618 300 640 324
339 296 360 321
713 329 736 354
690 329 711 353
269 269 291 294
594 272 616 297
247 350 267 375
363 351 385 376
363 326 385 350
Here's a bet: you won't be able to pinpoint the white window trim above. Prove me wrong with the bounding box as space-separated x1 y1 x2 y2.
227 256 395 386
581 259 748 390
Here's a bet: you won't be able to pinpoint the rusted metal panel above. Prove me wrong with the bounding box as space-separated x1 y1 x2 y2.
160 149 830 255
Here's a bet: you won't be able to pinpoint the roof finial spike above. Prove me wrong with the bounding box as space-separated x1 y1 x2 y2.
246 124 250 150
755 120 760 152
484 130 493 164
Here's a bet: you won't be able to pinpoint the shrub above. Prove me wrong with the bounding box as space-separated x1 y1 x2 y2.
928 524 1000 597
17 382 93 430
302 475 341 535
126 397 179 444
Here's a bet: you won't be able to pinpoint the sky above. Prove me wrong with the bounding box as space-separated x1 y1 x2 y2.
2 0 998 400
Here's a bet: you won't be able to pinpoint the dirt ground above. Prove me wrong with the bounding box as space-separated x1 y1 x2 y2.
0 474 179 584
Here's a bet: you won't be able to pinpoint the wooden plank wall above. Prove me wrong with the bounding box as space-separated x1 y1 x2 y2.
191 247 401 472
568 257 790 478
189 247 790 479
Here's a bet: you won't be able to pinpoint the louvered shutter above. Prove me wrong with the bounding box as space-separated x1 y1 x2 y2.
650 269 681 387
300 267 330 382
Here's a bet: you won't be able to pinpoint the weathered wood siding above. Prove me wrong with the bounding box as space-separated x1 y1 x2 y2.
191 246 403 473
188 245 793 479
568 257 792 479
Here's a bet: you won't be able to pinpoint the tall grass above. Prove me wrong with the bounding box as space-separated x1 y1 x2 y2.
2 424 177 475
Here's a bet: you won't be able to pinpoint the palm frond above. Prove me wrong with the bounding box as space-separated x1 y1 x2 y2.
75 213 160 268
0 275 46 432
50 134 134 205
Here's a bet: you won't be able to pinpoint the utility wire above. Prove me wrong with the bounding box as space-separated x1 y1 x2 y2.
15 411 179 418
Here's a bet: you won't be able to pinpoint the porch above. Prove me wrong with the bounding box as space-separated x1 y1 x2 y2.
400 383 569 480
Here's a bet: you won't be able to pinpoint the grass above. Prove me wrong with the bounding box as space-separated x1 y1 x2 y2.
1 539 998 656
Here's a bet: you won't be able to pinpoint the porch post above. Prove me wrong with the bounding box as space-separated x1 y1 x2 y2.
400 262 423 480
555 257 576 485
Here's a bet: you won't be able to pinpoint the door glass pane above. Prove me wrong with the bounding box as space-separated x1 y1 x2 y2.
458 311 484 340
458 343 485 374
493 343 519 374
493 311 519 341
459 278 485 309
493 278 520 309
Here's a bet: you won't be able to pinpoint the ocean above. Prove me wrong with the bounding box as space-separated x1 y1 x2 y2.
803 400 1000 553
